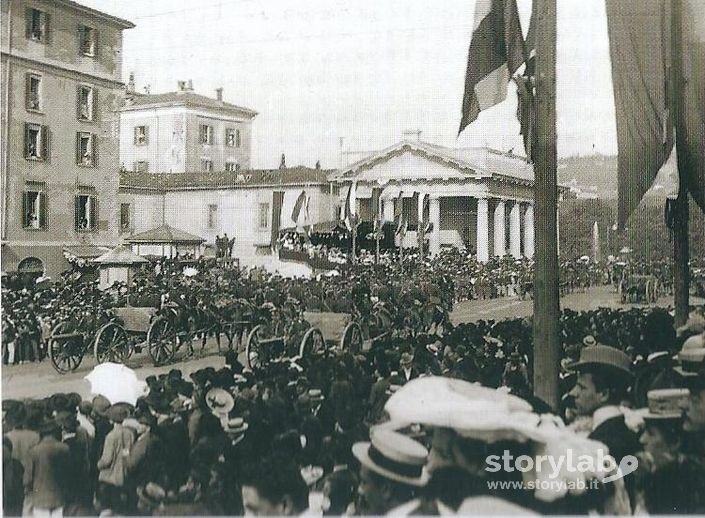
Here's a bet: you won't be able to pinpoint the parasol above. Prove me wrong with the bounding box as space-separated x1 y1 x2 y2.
84 362 148 405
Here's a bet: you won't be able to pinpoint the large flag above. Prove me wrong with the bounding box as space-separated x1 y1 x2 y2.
606 0 675 228
459 0 527 135
291 190 307 224
680 0 705 214
271 191 284 249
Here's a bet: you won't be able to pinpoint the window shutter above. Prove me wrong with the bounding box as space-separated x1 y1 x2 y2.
91 197 98 230
41 126 50 161
144 125 149 144
74 195 81 230
133 126 138 145
76 85 82 119
25 8 32 39
75 132 81 164
42 12 50 44
24 123 30 158
25 73 31 110
93 28 99 56
78 25 84 53
236 129 241 148
92 88 98 121
22 192 29 227
39 191 47 229
91 134 98 167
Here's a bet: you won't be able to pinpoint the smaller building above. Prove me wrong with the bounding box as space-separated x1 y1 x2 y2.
119 167 337 268
119 80 257 174
126 224 205 259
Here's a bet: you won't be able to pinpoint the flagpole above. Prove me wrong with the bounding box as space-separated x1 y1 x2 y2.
671 0 690 327
532 0 561 409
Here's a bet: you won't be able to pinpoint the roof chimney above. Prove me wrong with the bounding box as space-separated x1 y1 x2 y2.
187 79 193 91
127 72 135 93
215 88 223 101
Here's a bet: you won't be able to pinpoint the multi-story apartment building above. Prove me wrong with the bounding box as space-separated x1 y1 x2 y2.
1 0 134 278
119 80 257 174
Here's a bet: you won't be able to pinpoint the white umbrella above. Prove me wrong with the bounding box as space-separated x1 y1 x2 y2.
84 362 148 405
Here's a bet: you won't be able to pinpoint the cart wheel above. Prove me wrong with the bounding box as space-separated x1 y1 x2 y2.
300 327 326 359
147 317 176 366
245 324 265 371
48 323 84 374
94 322 129 364
340 322 363 354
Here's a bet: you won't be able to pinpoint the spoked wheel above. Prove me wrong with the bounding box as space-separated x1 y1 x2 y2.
299 327 326 359
147 317 176 366
245 324 266 371
48 323 85 374
340 322 363 354
94 322 129 364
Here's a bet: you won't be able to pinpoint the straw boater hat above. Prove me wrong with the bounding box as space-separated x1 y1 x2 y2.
637 389 690 420
223 417 249 435
352 428 430 487
308 389 324 403
570 344 633 377
673 334 705 387
400 352 414 368
205 388 235 417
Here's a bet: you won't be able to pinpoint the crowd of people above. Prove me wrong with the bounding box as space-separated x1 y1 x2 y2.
3 254 705 516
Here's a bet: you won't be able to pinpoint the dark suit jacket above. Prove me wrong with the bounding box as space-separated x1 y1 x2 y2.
589 415 641 464
23 437 71 510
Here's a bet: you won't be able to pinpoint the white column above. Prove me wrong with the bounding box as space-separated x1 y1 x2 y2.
493 199 506 257
476 197 489 263
429 196 441 256
524 203 535 259
382 198 394 223
509 201 522 258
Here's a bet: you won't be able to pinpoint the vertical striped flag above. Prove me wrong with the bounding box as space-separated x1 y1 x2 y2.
291 190 307 224
459 0 528 136
394 191 406 236
343 182 359 231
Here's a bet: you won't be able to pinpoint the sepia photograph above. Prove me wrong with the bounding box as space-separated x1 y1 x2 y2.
1 0 705 515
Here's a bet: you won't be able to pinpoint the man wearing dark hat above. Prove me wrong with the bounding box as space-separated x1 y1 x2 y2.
569 344 640 464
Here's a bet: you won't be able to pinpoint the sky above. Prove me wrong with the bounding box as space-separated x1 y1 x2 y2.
82 0 618 169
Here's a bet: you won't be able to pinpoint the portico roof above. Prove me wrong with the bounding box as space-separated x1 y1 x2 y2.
126 224 205 244
331 140 539 187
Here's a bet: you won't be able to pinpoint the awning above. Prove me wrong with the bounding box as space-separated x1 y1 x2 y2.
280 220 349 234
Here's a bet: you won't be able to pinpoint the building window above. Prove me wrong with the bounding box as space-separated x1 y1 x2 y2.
26 8 48 42
134 125 148 145
78 25 96 56
225 161 240 172
76 132 97 166
225 128 241 148
200 158 213 172
134 161 149 173
75 192 97 231
259 203 270 229
22 185 46 230
199 124 213 145
26 74 41 111
24 123 48 160
77 85 95 121
120 203 131 231
207 204 218 229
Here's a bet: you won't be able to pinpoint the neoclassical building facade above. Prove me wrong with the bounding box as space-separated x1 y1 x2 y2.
332 140 559 261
